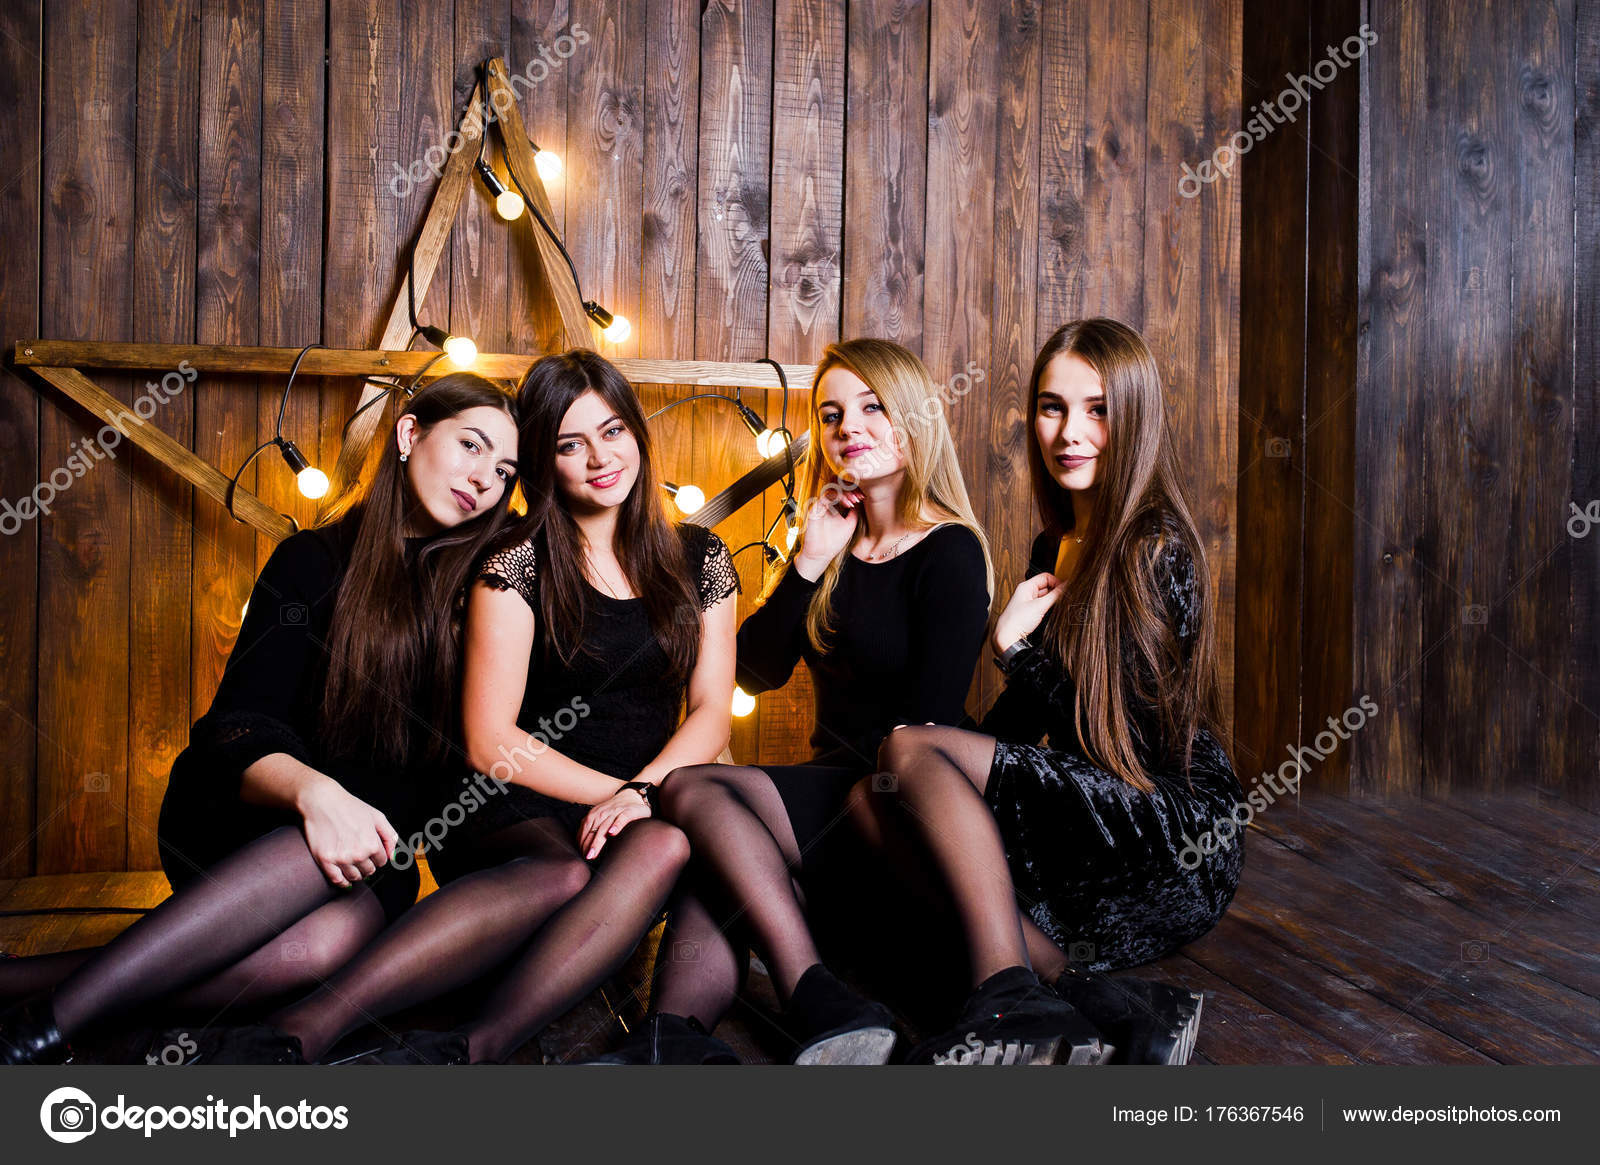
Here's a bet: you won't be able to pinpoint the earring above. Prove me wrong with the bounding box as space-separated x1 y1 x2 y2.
400 451 409 463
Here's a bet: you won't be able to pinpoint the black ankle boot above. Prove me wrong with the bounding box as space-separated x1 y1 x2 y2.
147 1024 306 1066
784 965 897 1065
322 1029 468 1066
1050 967 1203 1065
908 966 1109 1066
0 997 72 1065
584 1013 740 1065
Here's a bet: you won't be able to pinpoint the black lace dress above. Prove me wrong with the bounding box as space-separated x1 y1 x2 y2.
426 523 738 882
977 523 1245 972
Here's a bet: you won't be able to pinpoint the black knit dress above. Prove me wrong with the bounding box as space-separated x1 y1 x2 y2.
977 521 1245 972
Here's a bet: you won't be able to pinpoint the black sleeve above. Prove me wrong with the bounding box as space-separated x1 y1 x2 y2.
975 530 1059 743
1150 534 1201 664
888 527 990 728
478 537 538 610
690 526 740 609
735 564 819 694
190 530 344 779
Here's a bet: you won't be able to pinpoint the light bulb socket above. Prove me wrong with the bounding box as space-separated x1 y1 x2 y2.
761 542 784 565
583 301 614 329
278 439 311 475
417 324 451 348
735 402 766 439
475 158 509 198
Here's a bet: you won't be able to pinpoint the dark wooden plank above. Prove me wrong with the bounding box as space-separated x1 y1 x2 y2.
1235 0 1307 788
1506 0 1577 800
192 0 263 770
1233 831 1600 1062
1572 0 1600 812
1300 0 1361 795
642 0 699 364
841 0 927 348
1423 0 1517 800
37 0 137 873
1354 0 1427 797
924 0 996 723
1183 901 1492 1064
128 0 200 870
981 0 1040 718
568 0 645 360
0 0 41 877
1435 792 1600 875
449 0 511 358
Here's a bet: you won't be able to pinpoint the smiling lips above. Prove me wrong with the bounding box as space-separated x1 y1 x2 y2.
451 489 477 513
1056 454 1093 469
589 469 623 489
842 443 874 458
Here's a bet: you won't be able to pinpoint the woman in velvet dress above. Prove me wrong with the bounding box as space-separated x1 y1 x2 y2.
855 318 1243 1065
0 374 522 1064
261 349 738 1064
596 339 1040 1065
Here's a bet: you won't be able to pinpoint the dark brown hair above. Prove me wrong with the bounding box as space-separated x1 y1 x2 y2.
321 373 519 769
1027 318 1226 793
509 349 701 682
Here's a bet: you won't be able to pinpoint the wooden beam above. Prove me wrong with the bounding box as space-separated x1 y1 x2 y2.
11 340 813 388
30 366 294 542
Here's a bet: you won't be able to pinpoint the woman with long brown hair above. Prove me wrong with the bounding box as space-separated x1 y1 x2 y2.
261 349 737 1064
855 317 1243 1065
0 374 521 1064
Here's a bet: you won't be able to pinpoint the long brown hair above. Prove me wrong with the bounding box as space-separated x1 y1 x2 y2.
771 338 993 652
510 349 702 681
321 373 519 769
1028 318 1225 793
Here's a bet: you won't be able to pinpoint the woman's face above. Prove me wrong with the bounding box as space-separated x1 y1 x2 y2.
553 388 641 511
399 404 520 534
816 366 905 485
1034 352 1107 492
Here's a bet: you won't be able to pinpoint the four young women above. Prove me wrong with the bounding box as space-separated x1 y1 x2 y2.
0 318 1241 1067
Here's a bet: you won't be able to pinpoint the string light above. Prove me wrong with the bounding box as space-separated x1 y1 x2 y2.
664 482 704 515
731 686 756 717
533 142 563 183
475 157 525 221
583 301 631 345
278 440 330 499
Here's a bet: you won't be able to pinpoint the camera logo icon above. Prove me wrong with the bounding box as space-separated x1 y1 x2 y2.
40 1086 97 1143
280 602 308 626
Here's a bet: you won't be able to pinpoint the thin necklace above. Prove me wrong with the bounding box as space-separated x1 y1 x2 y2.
862 530 913 561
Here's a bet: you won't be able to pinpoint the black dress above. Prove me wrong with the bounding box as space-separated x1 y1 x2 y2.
733 523 992 859
156 518 445 922
977 520 1245 972
426 522 738 882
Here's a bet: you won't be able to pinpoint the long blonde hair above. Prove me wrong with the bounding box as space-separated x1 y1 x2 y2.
765 338 994 652
1029 318 1226 794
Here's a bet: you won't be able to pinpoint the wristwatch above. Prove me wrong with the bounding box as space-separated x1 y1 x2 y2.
619 780 655 808
994 635 1033 675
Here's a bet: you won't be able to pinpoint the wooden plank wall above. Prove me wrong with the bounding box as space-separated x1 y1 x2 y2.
1243 0 1597 809
0 0 1242 874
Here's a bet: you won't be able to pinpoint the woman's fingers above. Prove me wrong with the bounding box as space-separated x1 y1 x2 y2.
322 861 350 888
339 862 363 885
354 857 377 879
374 815 399 859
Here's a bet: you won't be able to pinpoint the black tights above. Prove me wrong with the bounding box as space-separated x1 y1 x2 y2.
1 827 388 1036
845 725 1069 986
270 815 689 1064
653 765 823 1013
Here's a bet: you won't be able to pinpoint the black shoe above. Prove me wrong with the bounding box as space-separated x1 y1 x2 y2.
145 1024 305 1066
1051 968 1203 1065
907 966 1110 1066
323 1030 469 1065
784 964 897 1065
584 1013 740 1065
0 997 72 1065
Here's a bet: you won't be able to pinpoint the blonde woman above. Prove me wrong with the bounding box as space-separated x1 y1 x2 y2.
857 318 1243 1066
595 339 1035 1064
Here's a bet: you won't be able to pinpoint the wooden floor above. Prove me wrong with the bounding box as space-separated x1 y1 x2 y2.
2 793 1597 1064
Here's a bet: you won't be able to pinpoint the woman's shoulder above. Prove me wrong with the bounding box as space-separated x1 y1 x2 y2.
263 521 355 589
917 521 985 561
676 522 738 607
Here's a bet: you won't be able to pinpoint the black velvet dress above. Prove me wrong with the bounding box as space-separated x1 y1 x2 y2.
156 518 446 921
977 520 1245 972
425 522 738 883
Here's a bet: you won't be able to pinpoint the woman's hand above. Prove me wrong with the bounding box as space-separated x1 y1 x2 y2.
296 777 398 888
792 479 863 581
992 572 1065 655
578 786 652 860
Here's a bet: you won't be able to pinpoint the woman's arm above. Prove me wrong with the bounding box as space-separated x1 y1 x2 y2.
734 565 817 694
460 581 629 805
890 528 992 727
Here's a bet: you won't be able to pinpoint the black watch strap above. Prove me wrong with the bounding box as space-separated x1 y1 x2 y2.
619 780 655 808
995 635 1033 675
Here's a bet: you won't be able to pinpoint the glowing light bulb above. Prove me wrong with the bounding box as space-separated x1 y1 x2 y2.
443 334 478 368
756 428 778 457
671 483 704 514
731 686 756 717
296 466 330 500
535 148 562 183
241 599 250 621
603 313 631 344
786 522 799 551
495 189 525 220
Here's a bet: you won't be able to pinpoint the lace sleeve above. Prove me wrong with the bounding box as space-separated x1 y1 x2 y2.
479 539 538 610
697 529 739 610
